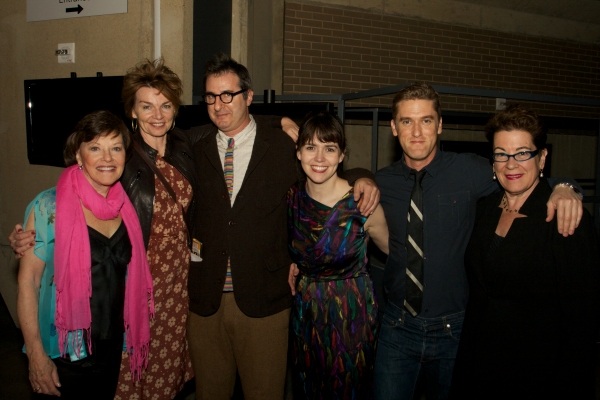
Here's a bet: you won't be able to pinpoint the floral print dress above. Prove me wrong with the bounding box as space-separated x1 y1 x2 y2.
115 156 194 400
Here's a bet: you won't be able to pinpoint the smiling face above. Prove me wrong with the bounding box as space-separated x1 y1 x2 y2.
391 99 442 170
297 137 345 185
205 72 253 137
131 86 175 140
75 132 126 197
493 129 547 197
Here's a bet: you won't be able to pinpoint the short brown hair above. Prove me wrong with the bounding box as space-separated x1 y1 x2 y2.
391 83 441 120
297 112 346 153
484 104 547 150
63 110 131 166
122 58 183 119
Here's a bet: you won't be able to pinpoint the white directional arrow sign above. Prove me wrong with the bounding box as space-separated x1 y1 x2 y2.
27 0 127 22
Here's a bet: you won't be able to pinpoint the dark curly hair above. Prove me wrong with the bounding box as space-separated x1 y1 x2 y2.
484 104 547 150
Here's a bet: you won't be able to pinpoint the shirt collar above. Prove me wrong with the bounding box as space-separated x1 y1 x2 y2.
398 146 443 181
217 115 256 148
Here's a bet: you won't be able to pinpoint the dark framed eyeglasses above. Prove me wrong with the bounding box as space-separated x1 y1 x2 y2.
492 149 540 162
203 89 247 105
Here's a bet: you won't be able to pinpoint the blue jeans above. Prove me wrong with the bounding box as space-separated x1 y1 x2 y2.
374 302 464 400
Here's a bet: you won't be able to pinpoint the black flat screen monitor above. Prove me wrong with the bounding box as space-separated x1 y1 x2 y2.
24 76 125 167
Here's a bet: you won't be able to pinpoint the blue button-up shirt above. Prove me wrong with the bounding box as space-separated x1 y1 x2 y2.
377 149 498 317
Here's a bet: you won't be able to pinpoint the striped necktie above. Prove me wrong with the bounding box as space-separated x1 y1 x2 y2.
224 138 234 200
223 138 234 291
405 169 426 316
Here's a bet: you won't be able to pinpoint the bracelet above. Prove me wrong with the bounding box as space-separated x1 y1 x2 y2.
555 183 583 199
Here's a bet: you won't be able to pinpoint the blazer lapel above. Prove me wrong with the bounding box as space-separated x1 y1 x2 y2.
231 126 270 212
234 126 270 198
244 130 269 180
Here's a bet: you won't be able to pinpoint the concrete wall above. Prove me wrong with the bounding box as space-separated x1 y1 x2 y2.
233 0 286 95
0 0 193 325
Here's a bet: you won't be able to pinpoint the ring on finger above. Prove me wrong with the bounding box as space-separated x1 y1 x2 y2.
34 387 41 392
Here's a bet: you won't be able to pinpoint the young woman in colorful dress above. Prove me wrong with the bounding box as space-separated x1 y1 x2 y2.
287 112 389 399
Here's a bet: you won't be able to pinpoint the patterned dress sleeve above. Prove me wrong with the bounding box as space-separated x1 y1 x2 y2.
23 187 62 359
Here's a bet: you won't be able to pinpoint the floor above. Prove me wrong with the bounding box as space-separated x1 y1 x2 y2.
0 295 197 400
0 295 286 400
0 295 33 399
1 295 599 400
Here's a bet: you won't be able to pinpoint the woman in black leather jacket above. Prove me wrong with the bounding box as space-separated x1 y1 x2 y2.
114 58 202 400
121 124 201 248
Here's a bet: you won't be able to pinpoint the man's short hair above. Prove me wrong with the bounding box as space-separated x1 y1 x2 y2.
391 83 441 120
204 53 252 99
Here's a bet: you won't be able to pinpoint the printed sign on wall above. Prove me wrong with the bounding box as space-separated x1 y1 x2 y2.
27 0 127 22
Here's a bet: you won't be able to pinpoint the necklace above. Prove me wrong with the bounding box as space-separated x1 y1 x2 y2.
502 194 519 213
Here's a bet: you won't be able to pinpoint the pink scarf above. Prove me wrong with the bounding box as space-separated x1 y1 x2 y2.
54 165 154 380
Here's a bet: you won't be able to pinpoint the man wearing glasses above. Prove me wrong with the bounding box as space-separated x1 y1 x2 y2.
186 53 378 400
373 83 583 400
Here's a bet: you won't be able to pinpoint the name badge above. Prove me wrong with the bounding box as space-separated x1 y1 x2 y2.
191 238 202 262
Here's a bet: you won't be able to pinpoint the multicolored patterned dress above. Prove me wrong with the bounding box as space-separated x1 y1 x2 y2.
287 181 378 399
115 155 194 400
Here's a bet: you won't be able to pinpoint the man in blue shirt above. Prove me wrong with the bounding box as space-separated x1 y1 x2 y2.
373 83 582 400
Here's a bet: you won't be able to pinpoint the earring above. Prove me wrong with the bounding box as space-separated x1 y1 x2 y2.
493 170 496 180
131 119 138 132
78 165 83 170
169 120 176 131
539 169 543 178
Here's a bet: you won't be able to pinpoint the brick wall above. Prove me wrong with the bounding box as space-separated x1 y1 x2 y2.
283 2 600 119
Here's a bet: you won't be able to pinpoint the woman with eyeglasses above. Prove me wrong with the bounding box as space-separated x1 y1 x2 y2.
450 105 600 399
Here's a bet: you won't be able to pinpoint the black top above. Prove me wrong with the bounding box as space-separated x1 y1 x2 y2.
485 233 503 266
450 179 600 399
88 222 131 342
